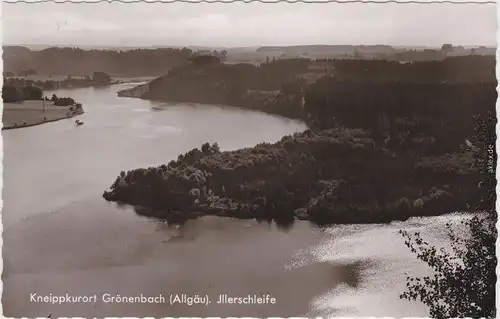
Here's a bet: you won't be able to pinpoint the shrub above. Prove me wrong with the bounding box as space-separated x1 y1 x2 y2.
54 97 75 106
399 212 496 318
2 85 21 102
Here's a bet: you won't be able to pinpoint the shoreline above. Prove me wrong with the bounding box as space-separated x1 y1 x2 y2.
148 97 310 126
2 100 85 130
113 201 462 227
117 86 312 127
2 109 84 130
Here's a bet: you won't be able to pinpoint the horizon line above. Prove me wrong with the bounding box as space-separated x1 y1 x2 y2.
4 43 497 49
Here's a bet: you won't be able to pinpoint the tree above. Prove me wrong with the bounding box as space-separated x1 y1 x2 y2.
281 77 304 95
22 68 37 76
354 49 362 59
441 44 453 57
399 112 497 318
2 85 42 102
188 55 221 68
93 71 111 85
441 44 453 51
220 50 228 61
54 97 75 106
22 85 43 100
2 85 21 102
399 212 496 318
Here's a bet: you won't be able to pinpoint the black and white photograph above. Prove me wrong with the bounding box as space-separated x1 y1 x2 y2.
1 1 497 317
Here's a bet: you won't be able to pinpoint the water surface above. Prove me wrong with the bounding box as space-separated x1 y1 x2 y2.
3 83 435 317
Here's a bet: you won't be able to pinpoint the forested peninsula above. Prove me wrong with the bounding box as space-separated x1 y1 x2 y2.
104 55 496 227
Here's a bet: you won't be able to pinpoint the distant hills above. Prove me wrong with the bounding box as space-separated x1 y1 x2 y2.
3 44 495 77
6 43 496 53
257 44 398 54
3 46 194 77
256 44 496 58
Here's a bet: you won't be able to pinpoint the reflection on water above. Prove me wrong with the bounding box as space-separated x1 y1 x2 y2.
131 202 298 232
3 197 350 317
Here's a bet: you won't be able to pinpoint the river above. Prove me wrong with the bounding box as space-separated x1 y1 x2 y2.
3 83 451 317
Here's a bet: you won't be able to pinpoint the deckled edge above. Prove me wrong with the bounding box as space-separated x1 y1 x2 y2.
495 2 499 317
0 2 497 319
1 0 5 317
1 0 497 4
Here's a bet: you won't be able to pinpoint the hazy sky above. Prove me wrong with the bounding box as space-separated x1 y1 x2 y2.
2 2 498 47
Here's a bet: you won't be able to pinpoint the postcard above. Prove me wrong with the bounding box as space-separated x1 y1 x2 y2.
1 0 497 317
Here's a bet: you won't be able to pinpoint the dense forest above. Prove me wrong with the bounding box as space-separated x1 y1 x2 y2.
328 56 496 82
2 84 43 102
103 125 489 227
147 55 311 94
140 55 495 100
3 46 196 76
305 80 496 152
104 55 496 227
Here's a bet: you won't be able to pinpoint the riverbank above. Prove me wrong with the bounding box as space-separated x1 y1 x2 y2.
117 82 308 123
2 100 84 130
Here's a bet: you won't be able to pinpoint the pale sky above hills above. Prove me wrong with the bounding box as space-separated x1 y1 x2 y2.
3 2 498 47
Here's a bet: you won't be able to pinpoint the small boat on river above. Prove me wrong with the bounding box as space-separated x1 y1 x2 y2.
75 119 84 126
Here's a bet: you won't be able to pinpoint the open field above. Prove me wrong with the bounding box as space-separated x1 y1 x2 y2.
2 100 84 130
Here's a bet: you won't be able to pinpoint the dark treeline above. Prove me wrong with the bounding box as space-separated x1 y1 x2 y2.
156 55 311 93
2 84 43 102
3 46 195 76
104 55 496 228
2 84 78 107
305 79 496 153
146 56 494 102
2 79 80 105
328 56 496 83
